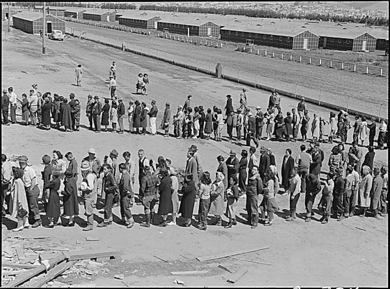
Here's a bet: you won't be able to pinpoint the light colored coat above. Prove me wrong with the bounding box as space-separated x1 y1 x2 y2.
358 173 373 208
10 179 29 219
209 180 225 216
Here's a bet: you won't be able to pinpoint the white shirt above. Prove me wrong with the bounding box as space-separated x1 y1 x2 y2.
109 79 117 88
8 92 17 105
28 94 38 106
379 122 387 132
289 174 301 197
22 166 36 188
84 173 96 191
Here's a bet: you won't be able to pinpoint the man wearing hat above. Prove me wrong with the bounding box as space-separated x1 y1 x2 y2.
239 88 247 112
117 97 126 134
68 93 76 129
226 150 239 181
148 100 158 135
109 76 117 99
186 150 199 188
297 97 306 119
86 95 94 130
189 145 202 182
224 95 233 117
304 173 321 222
248 146 258 176
140 165 159 227
258 146 270 181
109 149 121 184
183 95 192 113
255 106 264 140
8 87 17 124
19 156 41 228
80 160 97 231
82 148 101 177
246 111 258 147
332 167 346 221
1 89 10 125
92 96 102 132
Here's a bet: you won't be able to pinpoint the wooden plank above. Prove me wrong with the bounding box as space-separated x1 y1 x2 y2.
29 261 76 288
153 255 170 263
170 270 208 276
227 269 248 284
15 247 25 261
230 257 271 266
2 270 25 276
85 237 99 241
12 235 49 240
1 262 39 269
6 253 66 288
68 249 119 261
196 247 269 262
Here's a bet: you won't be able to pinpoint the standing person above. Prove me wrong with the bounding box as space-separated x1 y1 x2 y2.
118 163 135 228
328 112 337 143
255 106 264 140
348 142 363 175
362 146 375 171
263 170 279 226
259 146 270 181
344 166 357 219
340 113 351 144
304 173 321 222
370 167 384 220
209 172 225 226
51 150 67 194
173 106 185 138
217 108 224 142
295 144 312 194
204 108 213 140
309 143 323 178
137 149 149 201
311 113 320 142
284 111 293 142
109 76 117 99
133 100 141 134
127 100 135 133
332 168 346 221
108 149 121 186
239 88 247 112
238 150 248 194
358 165 373 217
41 155 52 212
160 102 171 137
19 156 41 228
377 119 387 150
75 64 83 86
97 164 118 228
62 169 79 227
285 167 301 221
246 111 258 147
110 100 118 132
79 161 97 231
198 171 212 230
292 108 300 142
92 96 102 133
65 152 78 182
246 166 263 228
225 176 239 228
41 96 52 130
319 172 334 224
248 146 258 174
183 95 192 112
226 111 234 141
301 110 310 141
82 148 101 178
43 171 61 228
367 117 376 148
86 95 94 130
21 94 29 125
281 149 295 189
71 99 81 131
122 151 136 188
224 94 234 117
226 150 240 181
274 110 284 141
199 106 206 139
359 117 369 146
236 108 243 140
179 174 196 227
61 98 72 132
297 97 306 118
216 155 228 192
148 100 158 135
2 154 12 217
265 108 275 141
186 150 199 188
379 166 388 215
353 116 361 144
117 97 125 134
10 168 30 231
28 89 38 126
101 99 110 131
1 89 10 125
157 169 173 227
328 146 342 174
8 87 17 124
184 107 193 138
168 167 180 226
140 102 148 135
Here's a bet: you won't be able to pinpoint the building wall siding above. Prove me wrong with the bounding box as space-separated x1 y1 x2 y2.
292 31 319 50
157 22 200 36
13 15 65 34
353 33 376 52
199 22 220 37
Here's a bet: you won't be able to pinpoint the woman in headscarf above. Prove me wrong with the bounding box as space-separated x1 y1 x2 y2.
10 167 29 232
216 155 228 191
209 172 225 226
44 171 61 228
204 108 213 140
179 174 196 227
62 169 79 227
197 171 212 230
224 175 239 228
157 169 173 227
274 110 284 141
133 100 141 134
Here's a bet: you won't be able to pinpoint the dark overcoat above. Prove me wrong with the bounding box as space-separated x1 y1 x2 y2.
157 175 173 215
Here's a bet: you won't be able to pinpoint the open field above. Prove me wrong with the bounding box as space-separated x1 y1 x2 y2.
2 26 388 287
64 21 388 116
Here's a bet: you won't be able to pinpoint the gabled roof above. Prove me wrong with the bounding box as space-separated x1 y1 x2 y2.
82 10 114 16
119 14 161 21
13 12 43 21
221 25 319 38
64 8 86 13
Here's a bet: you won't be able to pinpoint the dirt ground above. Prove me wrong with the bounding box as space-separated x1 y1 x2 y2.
1 25 388 287
65 21 389 116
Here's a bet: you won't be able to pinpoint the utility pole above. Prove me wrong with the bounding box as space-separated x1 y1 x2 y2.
42 1 46 54
8 2 10 32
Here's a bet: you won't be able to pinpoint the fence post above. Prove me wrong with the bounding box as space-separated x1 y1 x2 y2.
309 57 312 64
281 53 283 59
366 66 369 74
319 59 322 66
272 52 275 58
299 56 301 62
380 68 383 76
257 49 260 55
330 60 333 68
341 63 344 70
265 50 267 56
290 55 293 61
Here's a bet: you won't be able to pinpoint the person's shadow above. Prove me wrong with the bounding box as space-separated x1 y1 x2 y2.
274 209 290 220
1 216 17 230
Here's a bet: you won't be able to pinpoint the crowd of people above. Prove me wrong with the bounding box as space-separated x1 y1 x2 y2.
1 136 388 232
1 82 388 152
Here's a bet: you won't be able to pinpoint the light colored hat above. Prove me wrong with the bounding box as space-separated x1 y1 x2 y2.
229 150 236 155
216 171 225 181
88 148 96 154
247 112 252 116
80 161 91 171
256 106 261 110
18 155 28 162
110 149 118 157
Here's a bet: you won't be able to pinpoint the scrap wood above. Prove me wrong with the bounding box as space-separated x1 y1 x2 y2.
356 226 366 231
15 247 26 261
67 249 119 261
196 247 269 262
226 269 248 284
6 253 67 287
1 262 39 269
2 270 26 276
218 264 237 274
12 235 49 240
230 257 272 266
153 255 170 263
170 270 208 275
28 261 76 288
85 237 99 241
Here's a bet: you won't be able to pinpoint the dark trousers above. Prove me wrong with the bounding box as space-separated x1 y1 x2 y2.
256 125 263 140
333 193 344 217
227 124 233 139
369 134 375 147
293 124 299 139
93 114 101 131
245 194 259 226
378 132 386 148
88 113 93 129
344 189 356 215
10 105 17 123
26 186 40 221
305 192 318 217
298 168 308 193
322 194 332 219
198 198 210 227
289 193 300 218
120 195 133 220
2 109 9 124
104 192 114 222
199 122 204 139
246 132 258 147
110 87 116 99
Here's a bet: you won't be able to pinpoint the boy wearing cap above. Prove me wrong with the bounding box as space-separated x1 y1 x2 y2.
109 149 121 184
80 161 97 231
19 156 41 228
119 163 135 228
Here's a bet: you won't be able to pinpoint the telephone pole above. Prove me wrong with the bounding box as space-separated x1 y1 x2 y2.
42 1 46 54
8 2 11 32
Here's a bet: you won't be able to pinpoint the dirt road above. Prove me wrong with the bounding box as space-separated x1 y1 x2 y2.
1 26 388 287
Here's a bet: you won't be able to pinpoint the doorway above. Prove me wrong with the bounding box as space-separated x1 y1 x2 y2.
154 21 157 29
362 40 367 51
47 22 52 33
106 15 110 22
303 38 308 49
207 27 211 36
323 37 327 48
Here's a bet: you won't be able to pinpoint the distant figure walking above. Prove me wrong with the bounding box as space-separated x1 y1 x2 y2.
75 64 83 86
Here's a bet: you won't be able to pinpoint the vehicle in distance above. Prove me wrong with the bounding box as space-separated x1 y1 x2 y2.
49 30 64 41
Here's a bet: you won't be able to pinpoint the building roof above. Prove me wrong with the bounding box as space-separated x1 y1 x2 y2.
82 10 115 16
64 8 86 13
119 12 161 21
221 25 318 37
13 11 43 21
156 13 219 26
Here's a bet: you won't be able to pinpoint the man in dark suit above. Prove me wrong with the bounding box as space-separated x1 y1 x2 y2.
224 95 234 117
259 146 270 181
309 143 323 178
281 148 295 189
226 150 240 181
246 112 258 147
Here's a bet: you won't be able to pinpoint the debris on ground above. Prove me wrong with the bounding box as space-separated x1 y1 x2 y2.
173 279 185 285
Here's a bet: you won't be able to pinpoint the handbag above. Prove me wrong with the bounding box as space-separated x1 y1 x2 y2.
17 207 28 219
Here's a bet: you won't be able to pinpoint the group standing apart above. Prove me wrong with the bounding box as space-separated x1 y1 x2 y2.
2 136 387 232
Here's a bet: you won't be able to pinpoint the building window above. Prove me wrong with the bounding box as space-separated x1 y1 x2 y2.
263 34 266 39
270 35 273 40
338 38 341 43
280 36 283 41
